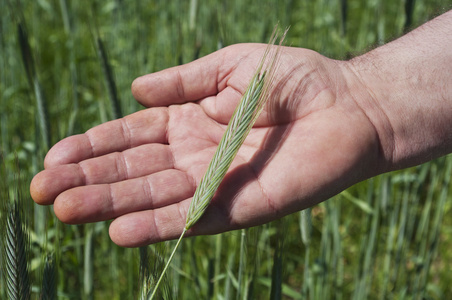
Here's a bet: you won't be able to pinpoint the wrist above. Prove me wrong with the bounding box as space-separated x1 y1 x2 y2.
346 11 452 171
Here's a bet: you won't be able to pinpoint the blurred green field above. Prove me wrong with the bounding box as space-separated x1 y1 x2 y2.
1 0 452 299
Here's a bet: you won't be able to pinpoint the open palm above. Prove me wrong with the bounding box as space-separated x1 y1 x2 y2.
31 44 380 247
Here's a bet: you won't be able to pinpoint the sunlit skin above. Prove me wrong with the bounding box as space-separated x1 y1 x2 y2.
31 11 452 247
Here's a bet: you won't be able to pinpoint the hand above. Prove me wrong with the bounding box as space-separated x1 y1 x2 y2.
30 10 452 248
30 44 385 247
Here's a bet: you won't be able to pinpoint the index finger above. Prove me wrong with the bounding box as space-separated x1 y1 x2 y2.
131 44 262 108
131 53 221 107
44 107 169 168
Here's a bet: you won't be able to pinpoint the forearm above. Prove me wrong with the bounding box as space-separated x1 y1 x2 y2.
348 10 452 171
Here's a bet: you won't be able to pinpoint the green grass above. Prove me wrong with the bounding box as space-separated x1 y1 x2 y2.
1 0 451 299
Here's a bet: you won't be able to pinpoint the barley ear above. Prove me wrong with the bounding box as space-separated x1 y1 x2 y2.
95 36 123 120
2 199 31 300
185 26 288 230
17 23 51 150
0 156 31 300
148 26 288 300
40 253 57 300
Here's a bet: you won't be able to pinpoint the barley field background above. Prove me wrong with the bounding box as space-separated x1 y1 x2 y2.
1 0 452 299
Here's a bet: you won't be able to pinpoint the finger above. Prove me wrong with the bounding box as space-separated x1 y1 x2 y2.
44 107 169 168
108 163 274 247
131 44 258 108
198 88 243 125
53 169 194 224
31 143 174 205
30 164 85 206
131 53 221 107
109 201 189 247
107 181 273 248
109 198 231 247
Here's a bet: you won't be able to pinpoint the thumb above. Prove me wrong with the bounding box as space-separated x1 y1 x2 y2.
131 51 222 107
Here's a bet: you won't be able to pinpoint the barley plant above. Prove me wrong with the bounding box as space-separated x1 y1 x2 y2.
0 160 31 300
148 27 287 299
2 199 31 300
1 0 452 299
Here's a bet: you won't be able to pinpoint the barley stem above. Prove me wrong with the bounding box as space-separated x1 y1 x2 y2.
149 26 287 299
148 228 186 300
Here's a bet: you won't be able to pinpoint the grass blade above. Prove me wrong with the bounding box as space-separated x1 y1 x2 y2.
236 229 246 300
270 222 285 300
83 224 94 300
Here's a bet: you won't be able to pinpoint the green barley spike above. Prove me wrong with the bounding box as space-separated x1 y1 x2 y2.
149 26 288 300
40 254 56 300
185 70 265 229
4 201 31 300
185 27 287 230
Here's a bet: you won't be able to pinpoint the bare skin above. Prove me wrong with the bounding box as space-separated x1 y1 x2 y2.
30 10 452 247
